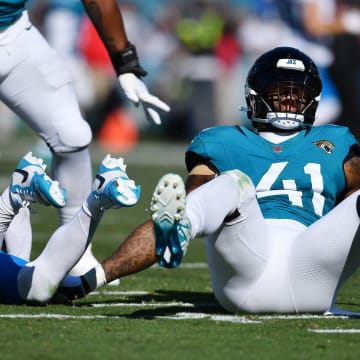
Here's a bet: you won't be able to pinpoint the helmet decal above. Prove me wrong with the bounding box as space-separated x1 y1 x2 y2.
276 58 305 71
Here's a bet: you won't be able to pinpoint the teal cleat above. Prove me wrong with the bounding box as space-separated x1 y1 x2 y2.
10 152 66 208
92 154 141 210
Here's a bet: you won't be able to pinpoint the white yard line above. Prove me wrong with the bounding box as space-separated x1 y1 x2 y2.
1 290 359 328
89 301 197 308
1 312 359 329
309 329 360 333
89 290 150 296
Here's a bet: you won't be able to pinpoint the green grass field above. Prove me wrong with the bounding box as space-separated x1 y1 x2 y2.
1 136 360 360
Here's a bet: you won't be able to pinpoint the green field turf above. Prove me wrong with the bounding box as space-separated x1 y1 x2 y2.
1 137 360 360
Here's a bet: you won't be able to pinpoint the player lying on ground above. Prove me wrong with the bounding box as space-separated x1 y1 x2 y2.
0 152 140 304
68 47 360 315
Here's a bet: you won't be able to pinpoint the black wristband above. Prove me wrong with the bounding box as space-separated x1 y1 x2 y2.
110 42 148 78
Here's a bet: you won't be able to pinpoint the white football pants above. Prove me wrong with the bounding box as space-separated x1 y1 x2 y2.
0 11 98 273
0 11 92 226
185 171 360 313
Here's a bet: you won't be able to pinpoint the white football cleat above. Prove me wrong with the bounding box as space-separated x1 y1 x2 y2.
150 173 191 268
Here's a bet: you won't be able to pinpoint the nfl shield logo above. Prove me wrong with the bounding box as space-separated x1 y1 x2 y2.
272 145 282 153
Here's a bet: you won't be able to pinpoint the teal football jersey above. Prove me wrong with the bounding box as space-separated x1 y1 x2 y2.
0 1 27 29
186 125 358 226
0 1 83 30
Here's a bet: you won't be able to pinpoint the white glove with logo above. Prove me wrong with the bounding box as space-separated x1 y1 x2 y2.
118 73 170 125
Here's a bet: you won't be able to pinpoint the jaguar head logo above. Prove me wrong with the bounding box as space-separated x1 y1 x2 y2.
313 140 335 154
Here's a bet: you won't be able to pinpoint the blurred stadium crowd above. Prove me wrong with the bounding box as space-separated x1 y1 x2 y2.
1 0 360 151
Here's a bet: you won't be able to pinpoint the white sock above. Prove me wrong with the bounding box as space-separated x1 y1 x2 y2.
82 193 104 219
4 207 32 260
51 148 92 225
0 187 16 243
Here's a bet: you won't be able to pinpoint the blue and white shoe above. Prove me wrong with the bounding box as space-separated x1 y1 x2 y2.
10 152 66 208
92 154 141 210
151 173 191 268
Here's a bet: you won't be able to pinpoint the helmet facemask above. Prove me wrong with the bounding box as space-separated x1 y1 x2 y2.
245 47 322 132
247 80 318 131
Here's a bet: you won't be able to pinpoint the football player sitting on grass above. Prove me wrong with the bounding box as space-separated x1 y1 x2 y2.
75 47 360 316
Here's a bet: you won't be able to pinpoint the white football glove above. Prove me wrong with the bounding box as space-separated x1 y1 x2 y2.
118 73 170 125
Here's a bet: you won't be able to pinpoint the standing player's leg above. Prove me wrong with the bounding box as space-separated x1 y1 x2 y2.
0 21 93 225
0 12 96 273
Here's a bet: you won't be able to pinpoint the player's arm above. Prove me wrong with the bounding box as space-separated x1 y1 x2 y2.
81 0 128 52
100 220 156 284
343 155 360 199
81 0 170 125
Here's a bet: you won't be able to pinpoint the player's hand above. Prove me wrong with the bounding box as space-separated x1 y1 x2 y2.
118 73 170 125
